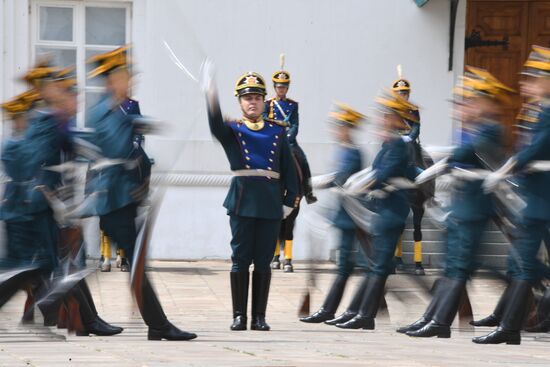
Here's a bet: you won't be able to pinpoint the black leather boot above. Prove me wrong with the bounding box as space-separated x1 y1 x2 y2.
139 274 196 340
148 321 198 341
300 275 348 323
407 278 465 338
251 271 271 331
230 272 249 331
21 283 37 324
336 276 386 330
76 316 124 336
472 280 531 345
470 282 512 327
72 285 123 336
525 287 550 332
397 278 447 333
325 276 368 325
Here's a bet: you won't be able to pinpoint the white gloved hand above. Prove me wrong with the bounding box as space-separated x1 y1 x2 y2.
367 189 388 200
482 157 516 193
482 171 504 193
311 173 337 189
401 136 412 143
283 205 294 219
199 58 216 93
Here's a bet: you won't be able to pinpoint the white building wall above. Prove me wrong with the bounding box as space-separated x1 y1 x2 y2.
1 0 467 260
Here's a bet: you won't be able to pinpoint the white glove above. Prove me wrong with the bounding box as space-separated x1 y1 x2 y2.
367 189 388 200
401 136 412 143
311 173 337 189
482 158 516 193
482 171 504 193
199 58 216 93
283 205 294 219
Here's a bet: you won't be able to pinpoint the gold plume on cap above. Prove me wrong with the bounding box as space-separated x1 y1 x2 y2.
280 53 285 70
376 89 419 122
87 45 131 78
329 102 365 127
2 89 39 116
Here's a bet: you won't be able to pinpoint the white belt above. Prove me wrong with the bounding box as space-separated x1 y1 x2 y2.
232 169 280 179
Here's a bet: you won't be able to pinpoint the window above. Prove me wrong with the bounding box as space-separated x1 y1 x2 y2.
31 1 131 129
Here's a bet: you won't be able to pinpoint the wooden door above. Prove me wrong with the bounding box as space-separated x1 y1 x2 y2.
466 1 530 146
528 2 550 47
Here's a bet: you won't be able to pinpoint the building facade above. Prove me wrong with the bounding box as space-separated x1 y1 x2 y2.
1 0 470 260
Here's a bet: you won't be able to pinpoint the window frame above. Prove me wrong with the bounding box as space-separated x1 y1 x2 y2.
30 0 132 131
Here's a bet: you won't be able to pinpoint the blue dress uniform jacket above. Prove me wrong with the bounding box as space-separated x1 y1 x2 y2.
1 108 69 270
331 144 363 229
123 98 145 147
514 103 550 221
265 98 299 144
208 103 299 220
21 109 65 215
370 137 411 228
448 121 503 221
0 137 33 221
87 94 148 216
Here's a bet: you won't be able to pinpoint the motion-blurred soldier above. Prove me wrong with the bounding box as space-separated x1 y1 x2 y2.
472 46 550 344
0 89 41 324
98 64 144 273
86 46 195 341
335 91 412 330
398 67 512 339
299 103 370 324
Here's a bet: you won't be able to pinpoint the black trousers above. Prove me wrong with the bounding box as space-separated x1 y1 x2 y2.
99 204 168 328
229 215 281 272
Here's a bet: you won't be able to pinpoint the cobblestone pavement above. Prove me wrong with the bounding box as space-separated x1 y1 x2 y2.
0 261 549 366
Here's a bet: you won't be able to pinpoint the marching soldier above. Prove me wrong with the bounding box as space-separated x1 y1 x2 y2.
472 45 550 344
98 65 144 273
471 77 550 333
299 103 369 324
398 67 511 339
391 66 431 275
0 89 41 324
86 46 195 340
203 63 299 331
0 63 123 336
267 55 317 272
335 90 412 330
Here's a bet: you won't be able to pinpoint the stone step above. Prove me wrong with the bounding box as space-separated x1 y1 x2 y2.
399 240 510 256
401 228 508 243
398 252 508 268
404 218 501 231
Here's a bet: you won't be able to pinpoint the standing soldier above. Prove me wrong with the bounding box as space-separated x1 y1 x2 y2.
472 45 550 344
391 66 430 275
267 55 317 273
299 103 369 325
398 67 511 339
203 63 299 331
86 46 195 341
